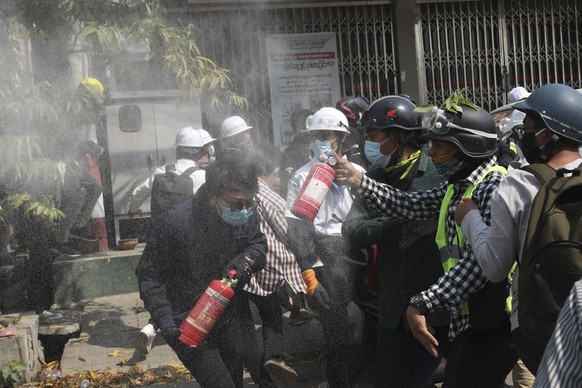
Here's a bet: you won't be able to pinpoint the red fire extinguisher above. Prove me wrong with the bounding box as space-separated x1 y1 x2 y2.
291 161 336 221
178 270 238 347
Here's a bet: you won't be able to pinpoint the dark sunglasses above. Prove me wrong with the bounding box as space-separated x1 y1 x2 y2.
220 196 260 212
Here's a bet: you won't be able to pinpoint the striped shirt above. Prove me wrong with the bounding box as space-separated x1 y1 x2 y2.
244 179 307 296
534 279 582 388
358 157 505 340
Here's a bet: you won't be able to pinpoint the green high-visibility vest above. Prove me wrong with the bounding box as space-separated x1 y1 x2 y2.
435 165 507 315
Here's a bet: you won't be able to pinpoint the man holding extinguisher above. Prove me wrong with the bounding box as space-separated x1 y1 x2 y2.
136 153 267 388
284 107 367 388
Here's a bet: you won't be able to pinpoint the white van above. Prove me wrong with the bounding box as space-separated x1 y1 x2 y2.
105 90 202 242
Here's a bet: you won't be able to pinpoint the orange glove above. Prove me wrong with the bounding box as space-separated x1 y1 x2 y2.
302 269 318 296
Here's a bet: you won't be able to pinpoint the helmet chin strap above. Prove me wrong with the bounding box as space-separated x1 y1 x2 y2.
538 134 560 162
385 144 403 168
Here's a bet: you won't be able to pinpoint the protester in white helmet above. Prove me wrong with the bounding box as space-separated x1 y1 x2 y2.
284 107 367 387
129 126 215 356
220 115 254 152
128 127 215 218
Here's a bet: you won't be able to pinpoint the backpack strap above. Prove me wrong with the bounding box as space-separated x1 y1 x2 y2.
166 164 176 173
520 163 557 184
181 165 199 177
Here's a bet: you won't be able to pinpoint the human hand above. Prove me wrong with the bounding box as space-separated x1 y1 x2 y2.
454 197 478 226
406 306 439 358
225 256 253 286
331 152 364 189
161 326 182 343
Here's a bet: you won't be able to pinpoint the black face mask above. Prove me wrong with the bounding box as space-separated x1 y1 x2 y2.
519 131 543 163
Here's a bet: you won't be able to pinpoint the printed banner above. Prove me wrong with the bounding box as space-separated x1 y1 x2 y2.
266 32 341 147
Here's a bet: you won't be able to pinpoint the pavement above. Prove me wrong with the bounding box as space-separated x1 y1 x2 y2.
49 291 516 387
52 292 335 387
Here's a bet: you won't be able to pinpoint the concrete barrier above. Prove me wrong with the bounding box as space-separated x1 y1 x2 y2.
0 314 44 381
52 245 144 305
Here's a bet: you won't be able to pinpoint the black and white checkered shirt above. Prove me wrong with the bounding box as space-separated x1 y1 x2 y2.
358 157 505 340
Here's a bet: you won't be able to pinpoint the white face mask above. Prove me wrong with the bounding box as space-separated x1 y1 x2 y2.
364 138 393 168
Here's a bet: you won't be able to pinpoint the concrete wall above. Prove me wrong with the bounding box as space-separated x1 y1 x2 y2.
52 247 143 305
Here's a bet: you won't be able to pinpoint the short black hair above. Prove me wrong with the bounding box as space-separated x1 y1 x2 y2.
205 153 258 196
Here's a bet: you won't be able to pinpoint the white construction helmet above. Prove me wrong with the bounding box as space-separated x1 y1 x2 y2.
306 107 350 133
175 127 215 147
221 116 252 138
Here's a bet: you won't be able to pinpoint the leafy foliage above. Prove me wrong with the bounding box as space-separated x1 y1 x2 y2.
0 360 27 387
414 87 479 114
23 361 193 387
0 0 245 226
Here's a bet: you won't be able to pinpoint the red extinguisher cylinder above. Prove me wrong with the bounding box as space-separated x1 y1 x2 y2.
178 270 237 347
291 162 336 221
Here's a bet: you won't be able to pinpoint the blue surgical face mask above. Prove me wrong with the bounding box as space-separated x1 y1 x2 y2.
220 207 253 226
311 139 334 161
364 139 393 168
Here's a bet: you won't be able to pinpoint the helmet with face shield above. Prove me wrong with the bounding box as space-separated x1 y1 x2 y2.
421 105 498 158
336 96 370 129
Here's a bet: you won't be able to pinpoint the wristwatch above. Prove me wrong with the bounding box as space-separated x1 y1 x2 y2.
409 294 429 315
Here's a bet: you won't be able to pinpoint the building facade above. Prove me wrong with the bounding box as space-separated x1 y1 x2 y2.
164 0 582 142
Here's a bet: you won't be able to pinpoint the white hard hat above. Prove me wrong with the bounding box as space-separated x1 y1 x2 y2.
508 86 531 103
306 107 350 133
175 127 215 147
221 116 252 138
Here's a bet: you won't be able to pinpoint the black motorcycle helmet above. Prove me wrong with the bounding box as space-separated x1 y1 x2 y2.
361 96 422 131
336 96 370 128
513 83 582 144
421 104 498 158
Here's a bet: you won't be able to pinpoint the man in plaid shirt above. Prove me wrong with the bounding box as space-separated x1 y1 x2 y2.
335 101 518 387
233 145 308 387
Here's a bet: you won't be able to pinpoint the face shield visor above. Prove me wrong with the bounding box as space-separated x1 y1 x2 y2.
421 107 497 140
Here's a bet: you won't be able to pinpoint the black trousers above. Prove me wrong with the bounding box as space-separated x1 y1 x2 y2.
443 327 518 388
166 320 244 388
512 328 546 376
376 325 448 388
16 217 54 313
314 236 361 388
233 291 284 387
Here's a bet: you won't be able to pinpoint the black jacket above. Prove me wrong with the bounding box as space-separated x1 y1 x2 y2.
136 184 267 331
342 152 449 330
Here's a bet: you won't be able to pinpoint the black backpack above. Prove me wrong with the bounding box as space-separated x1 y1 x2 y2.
150 164 199 217
518 162 582 346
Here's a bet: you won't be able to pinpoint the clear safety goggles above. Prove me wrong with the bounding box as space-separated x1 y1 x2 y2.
421 107 497 139
306 114 349 131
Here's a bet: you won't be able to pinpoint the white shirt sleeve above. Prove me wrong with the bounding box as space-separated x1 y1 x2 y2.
461 175 523 283
128 166 166 213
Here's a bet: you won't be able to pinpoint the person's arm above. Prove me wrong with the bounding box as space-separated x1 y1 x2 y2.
458 175 526 282
358 175 446 221
342 197 396 249
286 217 318 272
414 171 505 310
128 166 165 213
